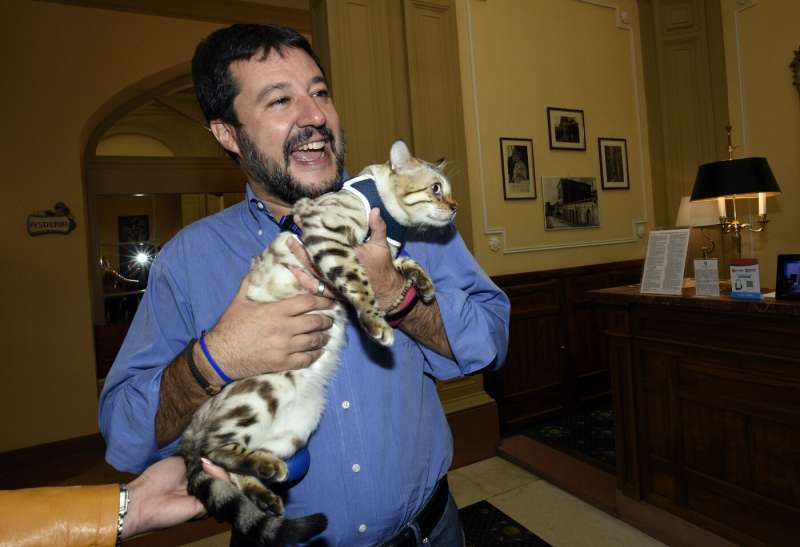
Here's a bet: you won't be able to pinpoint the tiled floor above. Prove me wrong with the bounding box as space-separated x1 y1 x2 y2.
184 457 663 547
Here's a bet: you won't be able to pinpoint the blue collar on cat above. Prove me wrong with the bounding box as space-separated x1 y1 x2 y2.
341 175 406 249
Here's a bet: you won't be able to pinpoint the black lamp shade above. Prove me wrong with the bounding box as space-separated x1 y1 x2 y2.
690 157 781 201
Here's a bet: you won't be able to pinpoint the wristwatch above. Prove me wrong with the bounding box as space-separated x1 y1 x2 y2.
116 483 130 546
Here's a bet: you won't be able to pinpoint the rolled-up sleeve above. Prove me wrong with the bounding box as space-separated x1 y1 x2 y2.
408 227 510 380
98 252 192 473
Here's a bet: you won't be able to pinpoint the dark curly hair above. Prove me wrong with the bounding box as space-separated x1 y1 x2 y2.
191 24 325 128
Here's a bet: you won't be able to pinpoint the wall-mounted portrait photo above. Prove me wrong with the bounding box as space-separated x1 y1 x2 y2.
500 137 536 199
547 107 586 150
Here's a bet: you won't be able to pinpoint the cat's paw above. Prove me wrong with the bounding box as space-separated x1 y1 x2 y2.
239 476 285 516
394 257 435 303
253 488 285 516
250 451 289 483
360 313 394 346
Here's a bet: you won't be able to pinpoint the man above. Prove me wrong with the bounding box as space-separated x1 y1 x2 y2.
100 23 510 546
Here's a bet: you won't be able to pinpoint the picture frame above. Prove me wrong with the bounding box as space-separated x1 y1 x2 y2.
500 137 536 199
542 176 599 230
775 254 800 299
547 107 586 150
598 137 630 189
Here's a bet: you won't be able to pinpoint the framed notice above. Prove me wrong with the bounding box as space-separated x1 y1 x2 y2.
640 228 690 295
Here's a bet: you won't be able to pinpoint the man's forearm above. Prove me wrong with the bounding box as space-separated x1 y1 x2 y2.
399 298 453 359
155 349 210 447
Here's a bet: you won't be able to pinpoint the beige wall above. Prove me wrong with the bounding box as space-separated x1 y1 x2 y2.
0 0 223 451
720 0 800 284
454 0 653 276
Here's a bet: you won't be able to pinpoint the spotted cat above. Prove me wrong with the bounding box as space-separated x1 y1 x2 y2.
180 140 457 545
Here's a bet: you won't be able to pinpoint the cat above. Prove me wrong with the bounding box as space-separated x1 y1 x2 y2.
179 140 457 546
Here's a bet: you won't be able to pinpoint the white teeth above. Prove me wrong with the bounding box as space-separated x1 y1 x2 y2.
296 141 325 152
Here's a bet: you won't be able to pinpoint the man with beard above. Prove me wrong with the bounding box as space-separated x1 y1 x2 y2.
99 24 509 546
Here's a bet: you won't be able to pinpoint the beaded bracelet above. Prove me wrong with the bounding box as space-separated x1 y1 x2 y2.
385 286 420 327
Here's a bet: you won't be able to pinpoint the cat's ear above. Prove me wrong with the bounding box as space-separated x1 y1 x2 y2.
390 140 413 173
435 158 447 171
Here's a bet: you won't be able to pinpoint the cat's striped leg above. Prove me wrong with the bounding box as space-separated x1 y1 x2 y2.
235 473 284 516
394 256 435 303
207 444 288 483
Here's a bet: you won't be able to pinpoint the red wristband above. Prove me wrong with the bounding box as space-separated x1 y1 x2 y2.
385 286 419 327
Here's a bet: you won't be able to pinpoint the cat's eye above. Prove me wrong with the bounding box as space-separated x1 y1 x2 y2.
431 183 442 196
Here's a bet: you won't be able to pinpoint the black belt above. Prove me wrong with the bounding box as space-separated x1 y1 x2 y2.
380 477 450 547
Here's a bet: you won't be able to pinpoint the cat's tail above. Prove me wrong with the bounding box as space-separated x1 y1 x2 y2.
183 453 327 546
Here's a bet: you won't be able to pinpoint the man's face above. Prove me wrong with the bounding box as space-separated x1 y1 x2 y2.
225 47 344 203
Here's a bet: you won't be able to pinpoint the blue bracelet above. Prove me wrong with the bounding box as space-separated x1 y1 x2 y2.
199 333 233 384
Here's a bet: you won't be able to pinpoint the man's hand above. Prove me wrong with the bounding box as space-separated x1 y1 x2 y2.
123 457 229 539
354 209 407 310
200 272 335 381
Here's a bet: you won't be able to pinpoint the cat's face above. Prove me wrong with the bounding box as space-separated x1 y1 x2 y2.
389 141 457 227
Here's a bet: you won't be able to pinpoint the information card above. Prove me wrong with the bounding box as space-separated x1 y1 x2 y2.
640 228 690 295
694 259 720 297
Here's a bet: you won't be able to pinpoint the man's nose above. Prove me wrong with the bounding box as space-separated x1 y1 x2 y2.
298 96 326 127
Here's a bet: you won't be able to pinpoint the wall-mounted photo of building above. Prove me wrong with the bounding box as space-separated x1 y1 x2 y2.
542 177 600 230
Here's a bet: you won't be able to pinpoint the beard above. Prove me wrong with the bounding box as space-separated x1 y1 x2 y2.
236 125 345 204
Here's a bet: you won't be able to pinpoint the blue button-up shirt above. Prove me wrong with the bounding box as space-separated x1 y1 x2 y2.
99 183 510 546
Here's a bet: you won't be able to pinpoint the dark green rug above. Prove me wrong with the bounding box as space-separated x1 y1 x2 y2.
525 402 615 469
460 500 551 546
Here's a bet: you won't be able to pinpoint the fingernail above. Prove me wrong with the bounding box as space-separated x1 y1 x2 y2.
201 457 212 466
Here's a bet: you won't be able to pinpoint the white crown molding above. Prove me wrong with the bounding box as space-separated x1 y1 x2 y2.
466 0 649 254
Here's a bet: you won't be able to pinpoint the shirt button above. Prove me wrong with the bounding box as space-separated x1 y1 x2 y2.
257 202 264 210
257 229 263 236
358 524 367 533
352 463 361 473
341 400 350 409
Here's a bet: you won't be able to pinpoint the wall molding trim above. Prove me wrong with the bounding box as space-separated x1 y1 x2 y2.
34 0 312 33
465 0 649 254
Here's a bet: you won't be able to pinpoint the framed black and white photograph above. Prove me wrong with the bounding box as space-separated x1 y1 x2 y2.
598 137 630 189
500 137 536 199
542 176 599 230
547 107 586 150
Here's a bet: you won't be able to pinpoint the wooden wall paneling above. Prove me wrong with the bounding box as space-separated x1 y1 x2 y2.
489 260 644 437
593 287 800 545
639 0 729 226
312 0 404 175
402 0 473 248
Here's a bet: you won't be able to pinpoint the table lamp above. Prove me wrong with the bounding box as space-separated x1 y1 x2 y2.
689 127 781 258
674 196 719 259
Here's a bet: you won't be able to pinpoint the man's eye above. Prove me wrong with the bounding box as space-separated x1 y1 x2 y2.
312 89 330 98
268 97 290 107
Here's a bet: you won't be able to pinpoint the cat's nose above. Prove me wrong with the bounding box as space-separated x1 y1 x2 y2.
448 201 458 212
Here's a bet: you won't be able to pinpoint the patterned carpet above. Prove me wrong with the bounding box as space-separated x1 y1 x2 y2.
524 403 616 468
460 500 552 546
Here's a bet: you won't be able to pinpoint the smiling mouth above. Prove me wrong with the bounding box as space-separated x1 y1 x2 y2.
290 139 328 164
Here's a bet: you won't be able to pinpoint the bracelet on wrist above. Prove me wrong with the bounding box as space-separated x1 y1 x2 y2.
384 278 413 314
199 332 233 384
185 340 221 396
116 483 129 546
385 286 420 327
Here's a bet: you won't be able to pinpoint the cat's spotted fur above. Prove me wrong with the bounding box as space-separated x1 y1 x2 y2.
180 141 457 545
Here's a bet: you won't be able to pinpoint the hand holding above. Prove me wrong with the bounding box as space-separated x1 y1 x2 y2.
201 272 334 379
355 209 406 310
123 457 229 539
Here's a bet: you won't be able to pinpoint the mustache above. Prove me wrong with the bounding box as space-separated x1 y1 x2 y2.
283 126 337 164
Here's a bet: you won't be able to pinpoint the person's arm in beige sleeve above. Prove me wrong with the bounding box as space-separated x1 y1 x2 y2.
0 457 228 546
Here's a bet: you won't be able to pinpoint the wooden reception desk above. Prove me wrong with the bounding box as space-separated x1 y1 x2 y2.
590 286 800 547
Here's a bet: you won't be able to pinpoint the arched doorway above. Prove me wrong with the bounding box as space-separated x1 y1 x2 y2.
84 69 244 389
